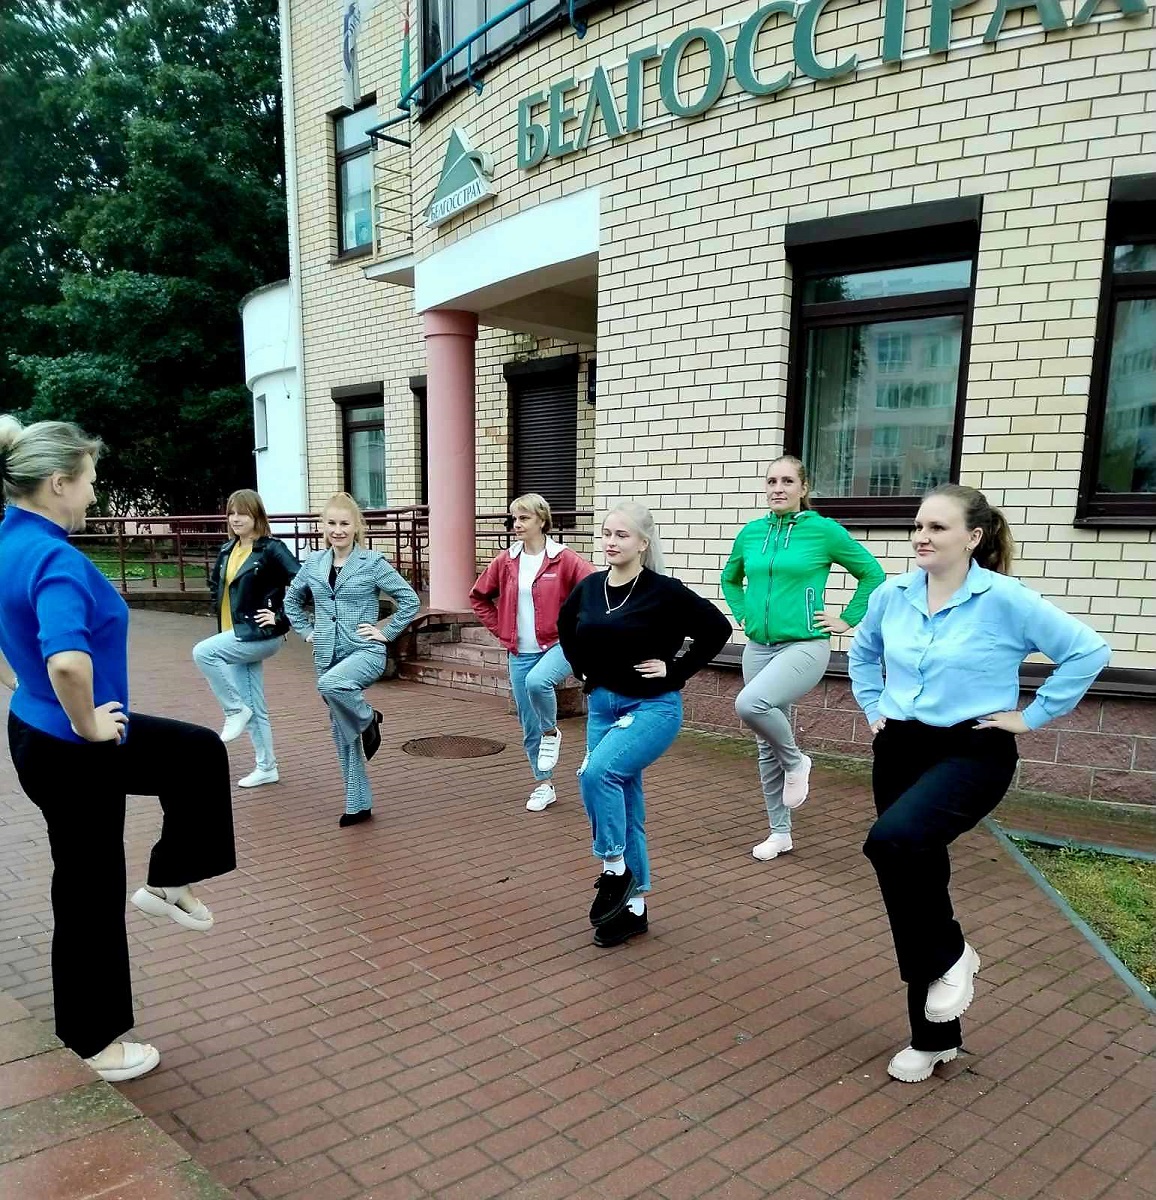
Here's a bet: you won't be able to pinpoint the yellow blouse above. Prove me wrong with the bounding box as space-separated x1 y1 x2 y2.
220 542 252 632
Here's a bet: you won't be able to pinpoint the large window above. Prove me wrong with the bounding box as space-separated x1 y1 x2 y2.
1079 180 1156 524
785 201 979 523
336 393 386 509
335 102 377 254
420 2 594 106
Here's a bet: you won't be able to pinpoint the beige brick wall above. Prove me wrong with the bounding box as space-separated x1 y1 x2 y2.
289 0 1156 669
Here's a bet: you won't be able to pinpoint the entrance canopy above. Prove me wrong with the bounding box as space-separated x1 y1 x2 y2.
412 188 599 344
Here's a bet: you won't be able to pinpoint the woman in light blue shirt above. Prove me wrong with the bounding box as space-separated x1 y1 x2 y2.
848 484 1109 1085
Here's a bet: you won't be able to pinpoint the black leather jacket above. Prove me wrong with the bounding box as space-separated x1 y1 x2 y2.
208 537 301 641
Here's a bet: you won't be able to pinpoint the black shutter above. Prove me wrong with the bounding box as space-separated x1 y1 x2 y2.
510 362 579 516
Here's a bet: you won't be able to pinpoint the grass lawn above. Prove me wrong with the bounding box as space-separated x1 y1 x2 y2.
1018 843 1156 994
79 546 208 583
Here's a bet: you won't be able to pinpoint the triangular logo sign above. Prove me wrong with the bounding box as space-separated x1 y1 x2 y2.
425 128 496 228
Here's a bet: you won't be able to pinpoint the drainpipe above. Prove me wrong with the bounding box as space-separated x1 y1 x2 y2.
278 0 310 512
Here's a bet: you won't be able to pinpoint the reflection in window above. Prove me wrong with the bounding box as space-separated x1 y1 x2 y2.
804 317 962 498
803 260 971 303
342 402 386 509
1098 295 1156 495
793 238 974 513
335 103 377 253
423 1 569 98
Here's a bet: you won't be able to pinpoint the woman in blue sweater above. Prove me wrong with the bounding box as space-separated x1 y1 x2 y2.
0 416 236 1084
849 484 1109 1084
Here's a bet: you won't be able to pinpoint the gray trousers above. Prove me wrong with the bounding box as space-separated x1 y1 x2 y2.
735 639 831 834
317 646 385 814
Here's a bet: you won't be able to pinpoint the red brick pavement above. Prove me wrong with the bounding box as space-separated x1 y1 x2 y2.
0 611 1153 1200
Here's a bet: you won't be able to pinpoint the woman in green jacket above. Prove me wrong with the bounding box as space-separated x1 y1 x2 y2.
722 456 884 862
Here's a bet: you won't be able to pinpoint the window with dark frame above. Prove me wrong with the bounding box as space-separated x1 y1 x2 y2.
1078 177 1156 525
784 200 981 524
336 392 386 510
335 101 378 254
420 1 602 107
412 382 429 506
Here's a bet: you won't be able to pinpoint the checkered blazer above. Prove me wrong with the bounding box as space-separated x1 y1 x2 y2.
284 545 420 673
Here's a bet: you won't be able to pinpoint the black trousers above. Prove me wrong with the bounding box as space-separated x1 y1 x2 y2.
864 718 1017 1052
7 711 236 1059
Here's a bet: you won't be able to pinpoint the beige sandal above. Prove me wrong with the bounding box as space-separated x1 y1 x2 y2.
130 886 214 931
84 1040 160 1082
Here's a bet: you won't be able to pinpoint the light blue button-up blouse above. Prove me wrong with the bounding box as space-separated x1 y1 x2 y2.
848 563 1111 730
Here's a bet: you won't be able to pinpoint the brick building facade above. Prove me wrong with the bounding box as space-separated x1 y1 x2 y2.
272 0 1155 800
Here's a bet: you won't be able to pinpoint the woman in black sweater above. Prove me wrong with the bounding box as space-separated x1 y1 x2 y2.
558 502 731 947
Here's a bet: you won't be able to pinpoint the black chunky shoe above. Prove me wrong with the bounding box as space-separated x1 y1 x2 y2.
362 710 383 761
589 866 634 927
339 810 373 827
594 908 649 948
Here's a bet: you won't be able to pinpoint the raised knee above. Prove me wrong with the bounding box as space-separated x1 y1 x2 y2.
735 689 763 723
863 820 916 860
192 640 213 665
317 674 345 697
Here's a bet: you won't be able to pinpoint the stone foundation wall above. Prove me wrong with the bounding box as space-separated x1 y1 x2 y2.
683 667 1155 805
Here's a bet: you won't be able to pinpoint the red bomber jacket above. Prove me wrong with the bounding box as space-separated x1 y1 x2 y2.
469 539 595 654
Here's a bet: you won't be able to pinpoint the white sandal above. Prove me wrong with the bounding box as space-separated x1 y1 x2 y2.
130 886 214 931
84 1040 160 1082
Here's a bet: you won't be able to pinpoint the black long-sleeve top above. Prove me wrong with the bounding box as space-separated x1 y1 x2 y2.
557 568 732 698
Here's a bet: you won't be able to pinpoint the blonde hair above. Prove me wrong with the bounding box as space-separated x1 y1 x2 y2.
226 489 272 540
766 455 812 510
604 500 665 574
0 415 103 503
925 483 1015 575
509 492 552 534
321 491 367 546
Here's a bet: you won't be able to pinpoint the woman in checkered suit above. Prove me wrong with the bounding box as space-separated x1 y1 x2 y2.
284 493 420 825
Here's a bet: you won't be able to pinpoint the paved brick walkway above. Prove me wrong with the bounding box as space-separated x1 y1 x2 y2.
0 611 1153 1200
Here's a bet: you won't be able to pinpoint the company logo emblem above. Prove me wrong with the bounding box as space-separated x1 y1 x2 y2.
425 128 495 228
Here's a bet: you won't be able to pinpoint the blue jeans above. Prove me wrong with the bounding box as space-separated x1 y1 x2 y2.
578 688 683 895
192 631 283 771
507 644 573 782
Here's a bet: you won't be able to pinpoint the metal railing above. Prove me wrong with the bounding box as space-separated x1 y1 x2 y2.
77 507 595 598
398 0 588 110
364 2 593 260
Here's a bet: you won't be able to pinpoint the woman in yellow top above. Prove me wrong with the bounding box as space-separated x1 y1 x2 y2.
192 490 300 787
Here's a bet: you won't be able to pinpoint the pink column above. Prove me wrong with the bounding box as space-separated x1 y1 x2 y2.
423 309 479 612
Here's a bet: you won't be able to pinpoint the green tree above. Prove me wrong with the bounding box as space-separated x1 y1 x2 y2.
2 0 287 513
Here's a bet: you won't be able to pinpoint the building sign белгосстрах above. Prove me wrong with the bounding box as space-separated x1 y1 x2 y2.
516 0 1151 169
426 127 497 227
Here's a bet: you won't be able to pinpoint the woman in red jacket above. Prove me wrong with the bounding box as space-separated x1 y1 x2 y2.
470 494 594 812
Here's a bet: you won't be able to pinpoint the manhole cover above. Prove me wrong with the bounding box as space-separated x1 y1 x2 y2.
401 735 505 759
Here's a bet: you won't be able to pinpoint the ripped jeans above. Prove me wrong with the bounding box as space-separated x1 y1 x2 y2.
578 688 683 895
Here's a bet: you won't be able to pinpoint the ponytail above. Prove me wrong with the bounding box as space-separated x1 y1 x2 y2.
926 483 1015 574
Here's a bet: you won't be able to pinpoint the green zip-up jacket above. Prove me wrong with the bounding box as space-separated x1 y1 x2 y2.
721 510 885 645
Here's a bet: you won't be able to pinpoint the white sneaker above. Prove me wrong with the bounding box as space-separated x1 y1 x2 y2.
752 833 793 861
526 783 557 812
238 767 279 788
887 1045 958 1083
536 730 562 773
925 944 981 1023
220 705 253 743
782 755 812 809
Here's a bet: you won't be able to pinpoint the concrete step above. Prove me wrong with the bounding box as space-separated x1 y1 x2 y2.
398 654 587 716
458 624 500 646
425 641 509 670
397 659 509 697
